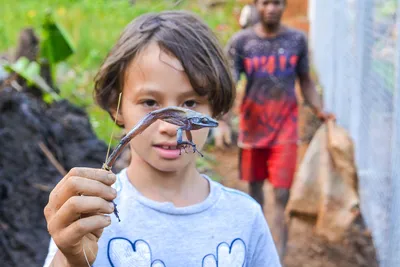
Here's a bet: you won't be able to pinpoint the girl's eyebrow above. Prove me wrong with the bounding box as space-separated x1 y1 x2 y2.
179 90 198 99
136 87 163 97
136 87 200 99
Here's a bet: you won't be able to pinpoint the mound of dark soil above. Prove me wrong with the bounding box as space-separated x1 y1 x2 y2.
0 87 122 267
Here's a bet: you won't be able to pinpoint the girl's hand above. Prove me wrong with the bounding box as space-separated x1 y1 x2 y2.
44 167 117 267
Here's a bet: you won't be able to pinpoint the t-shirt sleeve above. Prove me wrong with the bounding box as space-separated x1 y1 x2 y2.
42 238 58 267
248 208 282 266
296 32 310 76
225 33 245 83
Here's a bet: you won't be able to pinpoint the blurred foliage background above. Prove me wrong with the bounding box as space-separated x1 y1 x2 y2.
0 0 246 145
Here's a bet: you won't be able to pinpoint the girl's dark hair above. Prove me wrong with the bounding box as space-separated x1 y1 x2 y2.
94 10 235 121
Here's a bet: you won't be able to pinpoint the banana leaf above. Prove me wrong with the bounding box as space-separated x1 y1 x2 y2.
40 12 75 65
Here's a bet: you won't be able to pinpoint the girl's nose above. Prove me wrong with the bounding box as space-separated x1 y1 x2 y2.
158 120 179 137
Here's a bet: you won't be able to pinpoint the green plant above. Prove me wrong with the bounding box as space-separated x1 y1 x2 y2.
40 10 75 81
0 0 243 143
3 57 60 102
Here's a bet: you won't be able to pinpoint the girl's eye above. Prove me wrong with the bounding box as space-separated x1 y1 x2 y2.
142 99 158 107
183 100 197 108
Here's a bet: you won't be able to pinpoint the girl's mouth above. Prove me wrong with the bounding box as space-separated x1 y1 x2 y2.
159 145 178 150
153 145 182 159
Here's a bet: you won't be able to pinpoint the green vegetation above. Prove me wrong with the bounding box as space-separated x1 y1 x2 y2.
0 0 244 179
0 0 242 143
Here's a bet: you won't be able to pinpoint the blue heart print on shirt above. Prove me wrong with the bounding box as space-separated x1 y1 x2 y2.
202 238 246 267
108 238 165 267
108 237 246 267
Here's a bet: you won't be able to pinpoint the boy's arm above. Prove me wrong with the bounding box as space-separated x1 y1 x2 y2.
248 208 282 266
297 33 335 121
224 34 244 85
213 34 244 148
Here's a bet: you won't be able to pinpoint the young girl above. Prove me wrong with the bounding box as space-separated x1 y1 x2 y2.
43 11 281 267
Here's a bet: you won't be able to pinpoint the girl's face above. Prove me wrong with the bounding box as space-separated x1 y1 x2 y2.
118 42 212 173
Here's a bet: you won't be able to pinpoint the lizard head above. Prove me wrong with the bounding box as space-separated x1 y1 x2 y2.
187 114 218 129
153 106 218 129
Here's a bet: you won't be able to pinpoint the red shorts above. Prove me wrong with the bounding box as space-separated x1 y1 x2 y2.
239 143 297 189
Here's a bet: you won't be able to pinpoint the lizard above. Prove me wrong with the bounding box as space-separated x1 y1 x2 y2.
101 106 219 222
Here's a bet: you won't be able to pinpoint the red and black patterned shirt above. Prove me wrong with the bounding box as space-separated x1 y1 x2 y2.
226 27 309 148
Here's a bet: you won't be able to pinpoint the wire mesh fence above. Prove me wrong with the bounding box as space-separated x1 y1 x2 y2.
308 0 399 266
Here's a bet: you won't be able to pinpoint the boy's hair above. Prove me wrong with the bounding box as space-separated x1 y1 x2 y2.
94 11 235 123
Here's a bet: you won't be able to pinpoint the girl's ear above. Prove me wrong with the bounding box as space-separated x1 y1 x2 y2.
110 107 125 127
109 92 125 127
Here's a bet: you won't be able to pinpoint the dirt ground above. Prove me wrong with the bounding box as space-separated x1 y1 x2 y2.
207 145 378 267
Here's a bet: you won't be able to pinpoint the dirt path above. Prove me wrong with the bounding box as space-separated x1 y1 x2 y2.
206 146 378 267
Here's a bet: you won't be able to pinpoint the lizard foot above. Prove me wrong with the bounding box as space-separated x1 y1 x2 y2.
177 142 203 157
178 144 189 155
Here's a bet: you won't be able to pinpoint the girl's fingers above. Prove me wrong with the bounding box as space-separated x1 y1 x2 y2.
92 228 105 240
50 176 117 210
51 168 115 197
70 168 117 186
48 196 114 233
55 215 111 251
80 212 107 238
44 168 116 222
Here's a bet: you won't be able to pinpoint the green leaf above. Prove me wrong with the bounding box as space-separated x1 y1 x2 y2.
4 57 61 101
40 11 75 65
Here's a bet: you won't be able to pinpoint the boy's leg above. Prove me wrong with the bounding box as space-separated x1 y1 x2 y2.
239 148 269 209
272 187 290 260
267 143 297 260
249 181 265 208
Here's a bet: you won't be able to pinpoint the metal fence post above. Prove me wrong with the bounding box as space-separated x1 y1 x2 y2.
388 1 400 265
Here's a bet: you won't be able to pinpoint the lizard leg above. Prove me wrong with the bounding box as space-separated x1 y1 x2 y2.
185 130 204 157
177 128 184 155
183 144 189 154
176 128 203 157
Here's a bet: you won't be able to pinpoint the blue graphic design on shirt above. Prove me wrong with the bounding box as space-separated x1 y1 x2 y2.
202 238 246 267
107 238 165 267
107 238 246 267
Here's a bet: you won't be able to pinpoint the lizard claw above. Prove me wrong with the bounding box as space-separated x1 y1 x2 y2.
177 141 203 157
178 144 188 155
193 145 204 157
189 143 203 157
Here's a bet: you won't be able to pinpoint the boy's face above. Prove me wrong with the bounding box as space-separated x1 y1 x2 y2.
255 0 285 26
118 42 212 173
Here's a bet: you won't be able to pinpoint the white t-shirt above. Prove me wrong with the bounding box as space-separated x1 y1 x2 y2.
43 168 281 267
